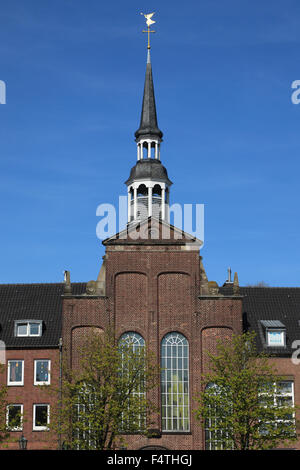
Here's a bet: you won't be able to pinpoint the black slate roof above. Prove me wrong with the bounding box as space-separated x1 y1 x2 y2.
0 283 86 349
1 283 299 356
220 286 300 356
125 159 172 186
135 54 163 140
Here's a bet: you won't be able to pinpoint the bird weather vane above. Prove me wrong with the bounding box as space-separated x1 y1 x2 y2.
141 12 156 50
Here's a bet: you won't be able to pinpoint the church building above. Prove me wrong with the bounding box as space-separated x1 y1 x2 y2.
0 36 300 450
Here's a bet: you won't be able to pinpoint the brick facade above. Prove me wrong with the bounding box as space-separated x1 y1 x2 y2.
61 224 245 450
1 348 58 450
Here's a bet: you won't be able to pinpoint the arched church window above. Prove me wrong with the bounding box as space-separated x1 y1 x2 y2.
119 331 145 351
74 382 97 450
161 332 189 432
118 332 146 430
204 382 232 450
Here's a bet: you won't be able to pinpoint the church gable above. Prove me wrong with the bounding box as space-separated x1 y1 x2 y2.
103 217 203 247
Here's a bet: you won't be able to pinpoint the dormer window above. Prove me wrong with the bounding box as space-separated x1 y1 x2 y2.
260 321 286 347
15 321 42 337
267 329 285 347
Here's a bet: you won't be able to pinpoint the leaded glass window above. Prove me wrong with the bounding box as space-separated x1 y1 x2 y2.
119 332 145 352
204 382 232 450
161 332 189 432
74 383 97 449
118 332 146 431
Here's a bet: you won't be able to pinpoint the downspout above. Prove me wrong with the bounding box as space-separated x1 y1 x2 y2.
58 337 63 450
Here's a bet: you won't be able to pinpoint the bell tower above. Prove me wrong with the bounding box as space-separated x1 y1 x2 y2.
125 46 172 223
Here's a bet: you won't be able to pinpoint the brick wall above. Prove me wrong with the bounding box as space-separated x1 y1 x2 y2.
1 348 59 450
61 242 244 450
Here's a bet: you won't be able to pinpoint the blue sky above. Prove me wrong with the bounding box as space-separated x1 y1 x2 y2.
0 0 300 286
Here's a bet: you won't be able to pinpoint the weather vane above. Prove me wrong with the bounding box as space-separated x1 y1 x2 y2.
140 12 156 50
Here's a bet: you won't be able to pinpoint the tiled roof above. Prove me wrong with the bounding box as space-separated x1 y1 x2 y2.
220 286 300 356
0 283 86 348
1 282 299 355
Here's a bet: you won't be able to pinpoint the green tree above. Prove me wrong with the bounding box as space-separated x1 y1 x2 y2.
195 332 298 450
0 363 26 448
47 330 158 450
0 364 9 444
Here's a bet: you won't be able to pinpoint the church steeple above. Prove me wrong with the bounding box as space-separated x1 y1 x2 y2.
125 33 172 224
135 49 163 141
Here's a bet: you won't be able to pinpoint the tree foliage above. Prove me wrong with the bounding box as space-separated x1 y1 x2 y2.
195 332 298 450
47 330 158 450
0 364 12 446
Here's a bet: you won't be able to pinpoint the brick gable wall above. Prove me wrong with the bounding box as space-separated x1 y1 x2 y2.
62 242 244 450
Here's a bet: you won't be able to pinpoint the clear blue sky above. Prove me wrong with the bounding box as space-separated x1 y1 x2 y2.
0 0 299 287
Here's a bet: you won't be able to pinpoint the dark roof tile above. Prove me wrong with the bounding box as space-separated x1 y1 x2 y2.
220 286 300 355
0 282 86 348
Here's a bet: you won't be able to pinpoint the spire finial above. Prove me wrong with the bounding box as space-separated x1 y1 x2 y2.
141 12 156 50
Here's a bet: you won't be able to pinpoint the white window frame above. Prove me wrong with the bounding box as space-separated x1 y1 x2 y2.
15 321 42 337
275 380 295 419
259 380 295 434
267 329 285 347
34 359 51 386
7 360 24 386
6 404 23 431
33 404 50 431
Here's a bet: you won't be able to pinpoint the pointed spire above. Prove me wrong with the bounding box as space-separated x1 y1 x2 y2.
135 51 163 141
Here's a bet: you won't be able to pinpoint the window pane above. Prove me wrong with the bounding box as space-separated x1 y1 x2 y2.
30 323 40 336
9 361 23 382
267 330 284 346
36 361 49 382
35 405 48 427
8 405 22 429
277 381 292 394
17 324 27 336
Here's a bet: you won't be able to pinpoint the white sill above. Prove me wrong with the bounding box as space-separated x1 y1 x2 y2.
16 334 41 338
33 426 49 432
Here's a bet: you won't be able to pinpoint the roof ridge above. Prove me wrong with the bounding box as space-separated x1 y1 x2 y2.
221 286 300 289
0 281 87 287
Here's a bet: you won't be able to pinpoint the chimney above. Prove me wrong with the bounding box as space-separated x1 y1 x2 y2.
223 266 233 286
233 272 240 295
63 270 72 295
